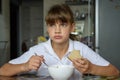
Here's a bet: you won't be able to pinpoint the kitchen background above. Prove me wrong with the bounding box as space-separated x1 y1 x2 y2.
0 0 120 71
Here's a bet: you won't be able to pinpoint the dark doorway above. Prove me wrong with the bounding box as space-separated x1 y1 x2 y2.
10 0 20 59
0 0 1 14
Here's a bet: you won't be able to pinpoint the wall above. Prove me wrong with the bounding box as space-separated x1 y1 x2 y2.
0 15 4 40
0 0 10 66
0 0 10 41
19 0 43 54
97 0 120 70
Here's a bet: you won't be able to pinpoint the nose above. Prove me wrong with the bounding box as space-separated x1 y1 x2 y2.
55 26 61 34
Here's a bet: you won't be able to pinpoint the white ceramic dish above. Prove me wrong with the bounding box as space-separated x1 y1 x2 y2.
48 65 74 80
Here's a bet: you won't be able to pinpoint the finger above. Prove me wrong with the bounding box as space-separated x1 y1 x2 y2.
33 56 44 63
29 61 42 70
29 58 42 68
73 58 84 65
37 55 45 62
73 58 90 73
33 63 41 68
73 60 85 68
77 58 87 65
33 60 42 66
74 59 89 70
31 65 39 70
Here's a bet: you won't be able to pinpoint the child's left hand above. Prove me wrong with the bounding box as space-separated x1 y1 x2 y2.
72 58 92 74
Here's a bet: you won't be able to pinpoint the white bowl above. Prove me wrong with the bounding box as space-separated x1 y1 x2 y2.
48 65 74 80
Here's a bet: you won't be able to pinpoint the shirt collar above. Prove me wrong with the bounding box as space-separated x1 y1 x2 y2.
45 39 74 56
68 39 74 53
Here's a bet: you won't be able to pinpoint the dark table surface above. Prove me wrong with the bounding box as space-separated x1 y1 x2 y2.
0 74 120 80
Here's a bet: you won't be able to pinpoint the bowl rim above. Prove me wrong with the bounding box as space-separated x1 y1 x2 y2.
48 64 74 68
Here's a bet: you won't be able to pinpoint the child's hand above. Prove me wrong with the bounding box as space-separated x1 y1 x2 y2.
23 55 44 71
72 58 92 74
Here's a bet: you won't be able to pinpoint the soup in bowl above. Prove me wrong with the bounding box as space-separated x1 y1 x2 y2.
48 65 74 80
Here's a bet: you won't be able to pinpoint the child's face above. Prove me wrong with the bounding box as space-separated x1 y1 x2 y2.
47 21 74 44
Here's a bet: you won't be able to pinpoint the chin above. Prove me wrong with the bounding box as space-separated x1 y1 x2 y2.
52 39 64 44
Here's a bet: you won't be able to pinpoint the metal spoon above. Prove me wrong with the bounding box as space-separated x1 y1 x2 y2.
34 53 48 67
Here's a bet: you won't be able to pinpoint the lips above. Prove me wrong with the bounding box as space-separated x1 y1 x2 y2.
54 35 62 39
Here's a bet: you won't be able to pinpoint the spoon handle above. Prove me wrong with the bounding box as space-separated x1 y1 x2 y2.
43 62 48 66
34 53 48 66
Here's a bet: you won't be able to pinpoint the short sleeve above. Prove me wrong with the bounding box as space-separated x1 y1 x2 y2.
73 41 110 66
82 45 110 66
9 48 34 64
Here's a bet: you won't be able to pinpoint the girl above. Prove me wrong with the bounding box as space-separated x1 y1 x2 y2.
0 4 119 79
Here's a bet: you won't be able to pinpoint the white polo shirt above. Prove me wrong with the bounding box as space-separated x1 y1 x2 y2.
9 39 109 79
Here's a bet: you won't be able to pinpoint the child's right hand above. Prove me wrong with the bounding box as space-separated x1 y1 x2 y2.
23 55 44 72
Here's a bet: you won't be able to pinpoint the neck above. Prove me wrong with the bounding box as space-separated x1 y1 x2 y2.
51 41 69 59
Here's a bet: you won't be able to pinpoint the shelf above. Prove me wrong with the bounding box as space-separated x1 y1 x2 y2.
65 1 90 5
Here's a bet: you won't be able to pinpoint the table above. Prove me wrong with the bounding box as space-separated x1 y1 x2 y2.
0 75 53 80
0 74 120 80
